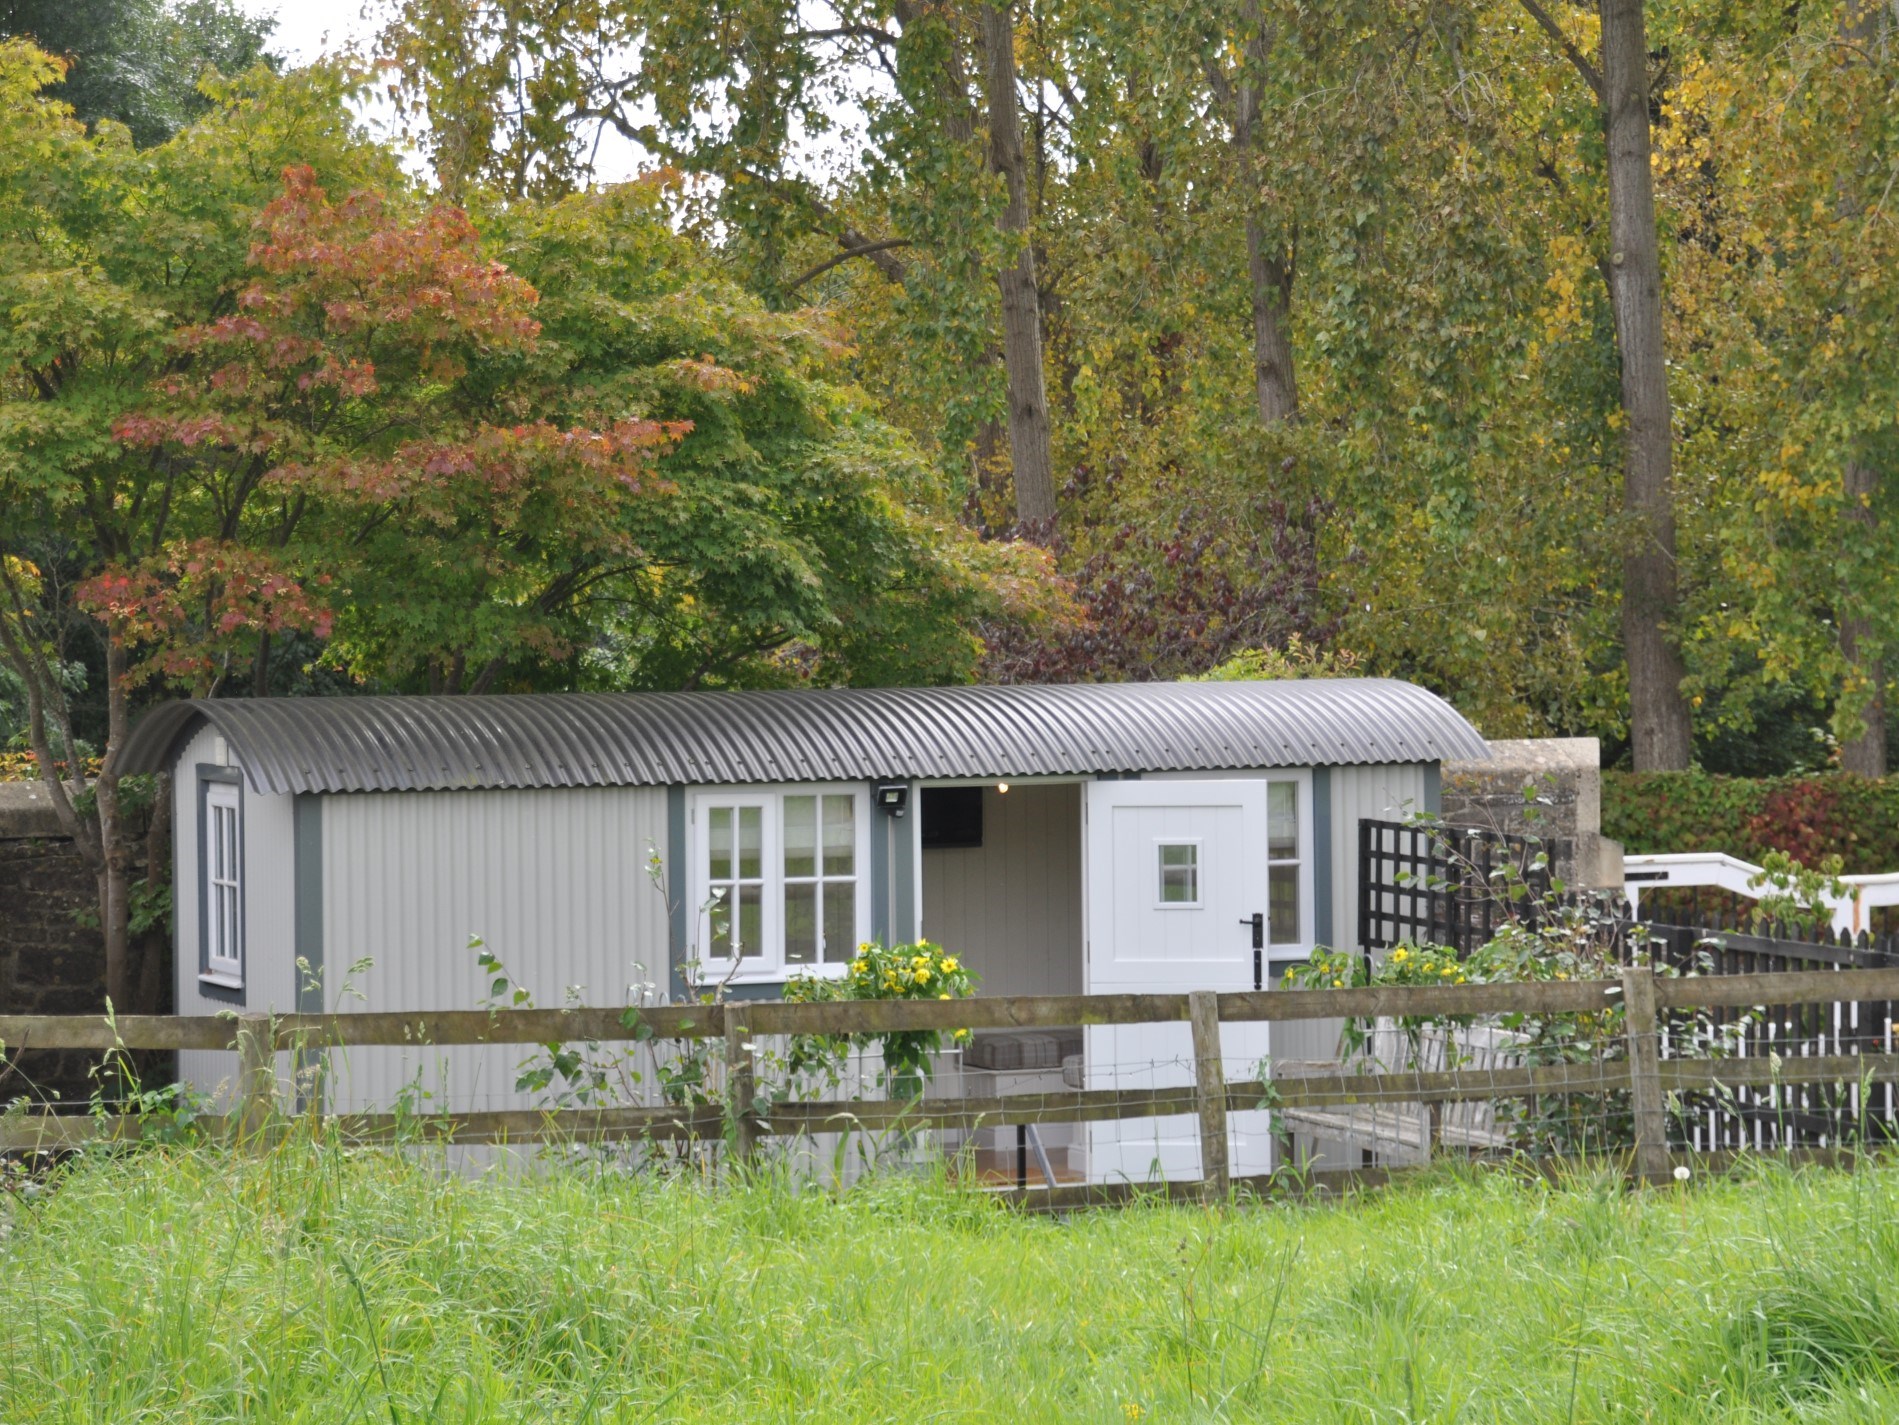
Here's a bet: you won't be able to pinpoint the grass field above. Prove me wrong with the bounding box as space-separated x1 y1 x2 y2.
7 1146 1899 1422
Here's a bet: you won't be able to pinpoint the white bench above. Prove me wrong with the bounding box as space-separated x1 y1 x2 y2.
1270 1021 1526 1166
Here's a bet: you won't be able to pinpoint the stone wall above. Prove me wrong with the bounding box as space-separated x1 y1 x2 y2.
1440 737 1624 890
0 785 109 1106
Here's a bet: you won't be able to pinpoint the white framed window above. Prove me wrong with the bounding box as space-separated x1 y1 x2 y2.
692 786 869 980
1266 779 1302 946
202 778 243 987
1154 840 1202 907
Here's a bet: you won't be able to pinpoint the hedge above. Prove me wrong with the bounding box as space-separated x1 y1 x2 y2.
1602 772 1899 874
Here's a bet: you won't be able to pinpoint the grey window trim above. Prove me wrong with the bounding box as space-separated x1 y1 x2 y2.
196 763 246 1005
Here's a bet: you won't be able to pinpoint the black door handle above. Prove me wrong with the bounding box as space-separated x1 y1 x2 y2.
1241 912 1264 990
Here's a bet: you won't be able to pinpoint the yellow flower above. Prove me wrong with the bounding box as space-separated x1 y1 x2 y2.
1440 967 1455 978
912 955 929 968
1391 948 1409 965
1455 975 1467 984
914 968 931 985
941 957 959 973
1332 978 1343 988
939 992 952 1000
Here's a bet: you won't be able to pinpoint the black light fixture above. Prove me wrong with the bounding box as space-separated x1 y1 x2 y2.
875 782 910 817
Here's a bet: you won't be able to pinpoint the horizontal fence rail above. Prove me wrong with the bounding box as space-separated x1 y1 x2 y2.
12 970 1899 1192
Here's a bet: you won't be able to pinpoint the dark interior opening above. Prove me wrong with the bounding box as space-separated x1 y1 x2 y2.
920 785 984 849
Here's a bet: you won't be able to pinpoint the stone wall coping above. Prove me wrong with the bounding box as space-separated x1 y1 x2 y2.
1443 737 1601 775
0 782 80 841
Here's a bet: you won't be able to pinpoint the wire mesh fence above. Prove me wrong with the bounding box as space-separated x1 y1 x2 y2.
9 966 1899 1203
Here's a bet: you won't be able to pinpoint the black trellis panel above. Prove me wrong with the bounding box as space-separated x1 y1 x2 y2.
1357 818 1560 959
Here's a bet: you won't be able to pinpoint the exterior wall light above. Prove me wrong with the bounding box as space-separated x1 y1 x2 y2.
875 782 909 816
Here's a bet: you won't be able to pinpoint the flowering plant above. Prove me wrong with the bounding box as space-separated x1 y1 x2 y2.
783 940 978 1096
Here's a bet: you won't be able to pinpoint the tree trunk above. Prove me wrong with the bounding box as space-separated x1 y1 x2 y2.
96 633 135 1008
1246 216 1297 423
979 0 1057 529
251 630 272 698
135 770 174 1014
1227 3 1297 426
1599 0 1692 770
1835 4 1886 779
1841 457 1886 777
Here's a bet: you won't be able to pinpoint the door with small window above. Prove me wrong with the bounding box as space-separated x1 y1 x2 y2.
1083 776 1311 1184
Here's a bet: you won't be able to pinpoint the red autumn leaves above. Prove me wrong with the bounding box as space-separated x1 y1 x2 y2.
92 166 686 689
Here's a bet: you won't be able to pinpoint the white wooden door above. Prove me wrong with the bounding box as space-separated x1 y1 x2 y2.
1083 779 1274 1184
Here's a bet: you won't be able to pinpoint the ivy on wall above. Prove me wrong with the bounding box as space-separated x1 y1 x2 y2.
1603 774 1899 874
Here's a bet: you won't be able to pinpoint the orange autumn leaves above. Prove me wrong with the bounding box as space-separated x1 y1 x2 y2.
97 166 691 690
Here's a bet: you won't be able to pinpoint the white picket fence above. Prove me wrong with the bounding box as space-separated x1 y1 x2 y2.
1623 852 1899 935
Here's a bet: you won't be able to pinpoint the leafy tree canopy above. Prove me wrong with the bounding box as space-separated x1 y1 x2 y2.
0 0 279 146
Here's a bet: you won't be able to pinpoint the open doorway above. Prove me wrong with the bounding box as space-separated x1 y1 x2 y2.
918 780 1086 1183
917 781 1084 997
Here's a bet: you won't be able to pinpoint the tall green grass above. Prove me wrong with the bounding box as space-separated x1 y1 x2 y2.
7 1145 1899 1422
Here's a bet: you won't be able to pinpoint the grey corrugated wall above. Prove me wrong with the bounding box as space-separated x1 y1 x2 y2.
315 785 671 1114
174 723 299 1100
1274 760 1432 1169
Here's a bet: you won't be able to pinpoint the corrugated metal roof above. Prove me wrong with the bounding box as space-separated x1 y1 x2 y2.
119 680 1488 795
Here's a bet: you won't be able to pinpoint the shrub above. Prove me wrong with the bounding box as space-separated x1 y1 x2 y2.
1602 772 1899 873
784 940 978 1097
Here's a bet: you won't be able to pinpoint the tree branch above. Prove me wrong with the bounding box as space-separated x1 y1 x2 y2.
782 238 914 293
797 24 899 47
1517 0 1604 102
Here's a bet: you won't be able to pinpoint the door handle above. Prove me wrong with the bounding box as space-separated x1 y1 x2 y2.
1241 912 1264 990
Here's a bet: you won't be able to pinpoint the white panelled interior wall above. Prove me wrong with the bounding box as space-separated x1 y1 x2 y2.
918 783 1083 999
318 786 672 1114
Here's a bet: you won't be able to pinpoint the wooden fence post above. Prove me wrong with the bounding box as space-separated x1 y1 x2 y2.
1188 990 1229 1201
235 1014 277 1147
725 1007 758 1167
1621 966 1669 1183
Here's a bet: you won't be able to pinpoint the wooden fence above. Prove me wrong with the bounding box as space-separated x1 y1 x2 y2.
8 968 1899 1198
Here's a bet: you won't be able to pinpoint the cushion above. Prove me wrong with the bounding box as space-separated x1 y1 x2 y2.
962 1029 1083 1072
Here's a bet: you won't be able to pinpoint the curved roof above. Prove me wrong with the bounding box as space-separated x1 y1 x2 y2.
119 679 1488 795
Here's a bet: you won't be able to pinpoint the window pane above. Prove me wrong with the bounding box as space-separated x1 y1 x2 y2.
1268 782 1298 860
1158 843 1198 904
708 807 733 881
1269 864 1299 943
822 795 855 876
737 883 763 958
784 881 817 964
823 884 856 963
737 806 763 879
783 795 816 878
708 888 733 958
222 885 240 963
226 805 239 880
